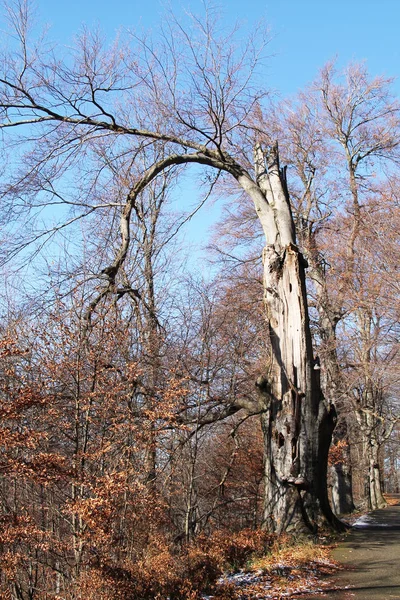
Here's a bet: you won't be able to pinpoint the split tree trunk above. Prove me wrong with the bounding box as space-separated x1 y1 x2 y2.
261 241 339 532
239 144 344 532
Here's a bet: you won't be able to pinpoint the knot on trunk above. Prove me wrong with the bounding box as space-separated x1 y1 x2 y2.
255 375 273 408
263 245 284 275
282 476 311 491
256 375 271 391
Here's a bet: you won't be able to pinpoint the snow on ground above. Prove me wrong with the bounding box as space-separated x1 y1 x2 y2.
353 514 391 528
202 561 338 599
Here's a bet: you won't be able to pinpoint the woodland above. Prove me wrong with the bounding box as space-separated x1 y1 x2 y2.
0 1 399 598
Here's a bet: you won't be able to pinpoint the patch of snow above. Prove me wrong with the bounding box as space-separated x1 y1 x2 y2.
220 569 266 587
353 514 391 528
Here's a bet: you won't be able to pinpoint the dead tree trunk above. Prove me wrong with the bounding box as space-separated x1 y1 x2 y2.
240 144 345 532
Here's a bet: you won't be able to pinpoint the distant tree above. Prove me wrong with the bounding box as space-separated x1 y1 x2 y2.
318 62 400 509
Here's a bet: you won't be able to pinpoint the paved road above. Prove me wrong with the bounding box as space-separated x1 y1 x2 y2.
314 500 400 599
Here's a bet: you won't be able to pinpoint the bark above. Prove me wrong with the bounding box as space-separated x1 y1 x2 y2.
309 259 355 515
368 457 386 510
366 443 386 510
331 445 355 515
355 310 387 510
288 130 355 517
356 407 386 510
242 145 345 532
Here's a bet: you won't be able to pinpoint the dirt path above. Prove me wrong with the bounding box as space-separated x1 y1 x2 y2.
311 498 400 599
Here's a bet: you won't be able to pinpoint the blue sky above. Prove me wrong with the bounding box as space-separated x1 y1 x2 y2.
2 0 400 271
30 0 400 96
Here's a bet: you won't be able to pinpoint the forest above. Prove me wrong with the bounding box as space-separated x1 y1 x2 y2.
0 1 399 598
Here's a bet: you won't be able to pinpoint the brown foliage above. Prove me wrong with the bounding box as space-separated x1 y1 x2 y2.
328 439 349 466
74 539 223 600
199 529 277 570
0 298 270 600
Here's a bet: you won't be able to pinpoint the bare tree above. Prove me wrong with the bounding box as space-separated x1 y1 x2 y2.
319 62 400 509
0 2 345 531
262 91 356 515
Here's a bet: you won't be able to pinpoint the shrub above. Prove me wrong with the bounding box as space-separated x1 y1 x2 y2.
74 539 222 600
199 529 277 570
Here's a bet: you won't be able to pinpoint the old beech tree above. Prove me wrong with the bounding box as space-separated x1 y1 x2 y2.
0 3 343 531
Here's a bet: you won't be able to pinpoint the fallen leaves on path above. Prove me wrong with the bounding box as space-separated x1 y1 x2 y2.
383 493 400 506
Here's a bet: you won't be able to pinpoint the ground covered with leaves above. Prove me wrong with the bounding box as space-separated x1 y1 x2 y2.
202 535 341 599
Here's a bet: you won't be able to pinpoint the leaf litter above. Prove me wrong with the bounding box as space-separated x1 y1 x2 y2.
202 543 342 599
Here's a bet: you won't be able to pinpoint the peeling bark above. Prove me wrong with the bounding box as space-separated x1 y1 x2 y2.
240 144 345 532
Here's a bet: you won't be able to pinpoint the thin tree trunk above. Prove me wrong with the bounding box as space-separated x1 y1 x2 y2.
366 429 386 509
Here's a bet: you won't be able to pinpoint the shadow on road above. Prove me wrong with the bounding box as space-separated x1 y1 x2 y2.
301 499 400 599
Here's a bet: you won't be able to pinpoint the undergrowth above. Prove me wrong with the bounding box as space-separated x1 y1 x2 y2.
74 529 340 599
